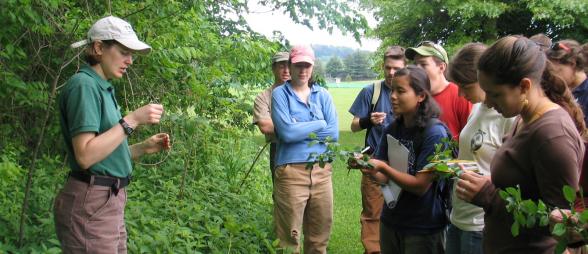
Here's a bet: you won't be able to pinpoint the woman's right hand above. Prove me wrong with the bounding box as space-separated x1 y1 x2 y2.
456 171 491 202
549 209 587 245
126 104 164 127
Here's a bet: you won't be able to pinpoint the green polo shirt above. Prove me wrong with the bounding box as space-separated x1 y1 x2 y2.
58 66 132 177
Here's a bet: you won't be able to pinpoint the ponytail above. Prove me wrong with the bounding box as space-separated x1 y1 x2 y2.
542 60 587 137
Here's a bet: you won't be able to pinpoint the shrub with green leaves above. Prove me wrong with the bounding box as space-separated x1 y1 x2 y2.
306 133 373 172
500 185 588 254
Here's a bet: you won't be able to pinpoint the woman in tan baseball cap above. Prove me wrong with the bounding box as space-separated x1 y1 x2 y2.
54 16 169 253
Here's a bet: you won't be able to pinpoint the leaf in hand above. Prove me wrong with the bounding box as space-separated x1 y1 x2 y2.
511 222 520 236
552 223 566 236
563 185 576 204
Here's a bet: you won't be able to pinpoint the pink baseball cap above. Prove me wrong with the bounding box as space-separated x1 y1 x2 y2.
290 45 315 65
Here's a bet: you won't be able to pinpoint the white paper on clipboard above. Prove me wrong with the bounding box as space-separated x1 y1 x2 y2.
380 134 409 209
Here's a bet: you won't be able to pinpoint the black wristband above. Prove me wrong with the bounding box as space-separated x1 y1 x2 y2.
359 116 372 129
567 240 586 248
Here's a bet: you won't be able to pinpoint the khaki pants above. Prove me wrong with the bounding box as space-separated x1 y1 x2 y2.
361 174 384 254
54 177 127 254
273 163 333 254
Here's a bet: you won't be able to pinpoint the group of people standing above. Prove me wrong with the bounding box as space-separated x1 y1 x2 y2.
254 35 588 254
53 15 588 254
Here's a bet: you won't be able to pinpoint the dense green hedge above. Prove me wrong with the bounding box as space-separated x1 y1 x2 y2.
0 1 282 252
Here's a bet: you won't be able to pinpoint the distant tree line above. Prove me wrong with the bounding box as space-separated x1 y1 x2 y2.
321 50 378 81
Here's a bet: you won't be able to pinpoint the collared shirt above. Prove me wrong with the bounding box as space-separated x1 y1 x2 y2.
58 65 132 177
253 83 282 142
348 81 394 152
271 81 339 166
573 78 588 126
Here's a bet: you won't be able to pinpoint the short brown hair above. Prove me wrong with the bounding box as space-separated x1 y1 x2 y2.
529 33 552 51
83 40 117 66
384 46 406 63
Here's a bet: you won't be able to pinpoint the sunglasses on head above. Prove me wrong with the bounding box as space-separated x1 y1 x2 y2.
552 42 571 53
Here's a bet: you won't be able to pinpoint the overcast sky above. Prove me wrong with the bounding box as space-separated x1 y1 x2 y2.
244 2 380 51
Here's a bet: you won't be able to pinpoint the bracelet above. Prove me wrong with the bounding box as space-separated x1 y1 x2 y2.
359 116 372 129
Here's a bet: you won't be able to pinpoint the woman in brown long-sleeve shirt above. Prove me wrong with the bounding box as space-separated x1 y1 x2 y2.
455 35 586 254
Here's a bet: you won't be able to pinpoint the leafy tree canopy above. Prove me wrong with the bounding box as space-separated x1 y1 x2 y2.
364 0 588 54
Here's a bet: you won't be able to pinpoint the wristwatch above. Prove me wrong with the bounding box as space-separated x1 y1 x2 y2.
119 118 134 135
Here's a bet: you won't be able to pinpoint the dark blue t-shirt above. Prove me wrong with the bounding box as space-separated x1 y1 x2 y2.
348 81 394 153
573 78 588 127
374 118 449 235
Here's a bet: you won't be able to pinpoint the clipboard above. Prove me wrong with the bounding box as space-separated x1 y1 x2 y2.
381 134 409 209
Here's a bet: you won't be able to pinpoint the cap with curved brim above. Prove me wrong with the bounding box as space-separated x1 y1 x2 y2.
406 46 448 63
70 16 151 54
272 52 290 64
116 38 151 54
70 38 151 54
291 56 314 65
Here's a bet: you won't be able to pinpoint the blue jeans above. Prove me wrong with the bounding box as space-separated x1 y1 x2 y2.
445 224 483 254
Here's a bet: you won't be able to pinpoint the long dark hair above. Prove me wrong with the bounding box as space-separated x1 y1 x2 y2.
394 65 441 128
478 35 586 137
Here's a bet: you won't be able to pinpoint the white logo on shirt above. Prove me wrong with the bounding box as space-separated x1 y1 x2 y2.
471 129 486 153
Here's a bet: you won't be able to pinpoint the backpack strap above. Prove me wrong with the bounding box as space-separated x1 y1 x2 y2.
364 81 383 149
370 81 382 112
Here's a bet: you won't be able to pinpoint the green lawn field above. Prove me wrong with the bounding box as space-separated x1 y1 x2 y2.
328 87 366 253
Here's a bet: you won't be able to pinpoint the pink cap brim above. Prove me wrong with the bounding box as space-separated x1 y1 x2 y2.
291 56 314 65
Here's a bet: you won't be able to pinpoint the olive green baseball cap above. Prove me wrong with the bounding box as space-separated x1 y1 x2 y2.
271 52 290 64
405 41 449 64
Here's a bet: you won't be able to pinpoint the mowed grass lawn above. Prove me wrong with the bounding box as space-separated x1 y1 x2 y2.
327 87 366 253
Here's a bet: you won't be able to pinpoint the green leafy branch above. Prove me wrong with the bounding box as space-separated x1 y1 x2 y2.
499 185 588 253
305 133 373 171
421 138 478 179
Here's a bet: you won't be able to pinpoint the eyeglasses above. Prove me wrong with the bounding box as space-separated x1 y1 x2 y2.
552 42 571 53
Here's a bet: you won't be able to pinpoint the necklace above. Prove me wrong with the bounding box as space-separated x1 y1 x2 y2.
526 102 556 125
514 102 557 135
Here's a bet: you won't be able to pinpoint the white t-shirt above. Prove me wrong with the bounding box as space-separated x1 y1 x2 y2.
450 103 516 231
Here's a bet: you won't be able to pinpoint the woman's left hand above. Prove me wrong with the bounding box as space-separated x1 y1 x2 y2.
142 133 171 154
456 171 491 202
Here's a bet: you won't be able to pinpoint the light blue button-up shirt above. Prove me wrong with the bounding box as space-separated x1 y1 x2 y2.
271 81 339 167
